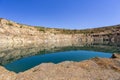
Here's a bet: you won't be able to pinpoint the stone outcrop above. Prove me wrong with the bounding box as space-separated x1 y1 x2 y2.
0 66 16 80
0 18 84 44
0 54 120 80
111 53 120 58
0 18 120 45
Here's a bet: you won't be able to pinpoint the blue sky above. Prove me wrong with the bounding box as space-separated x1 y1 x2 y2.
0 0 120 29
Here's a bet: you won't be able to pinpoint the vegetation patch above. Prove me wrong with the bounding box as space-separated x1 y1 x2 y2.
7 23 13 26
34 25 120 34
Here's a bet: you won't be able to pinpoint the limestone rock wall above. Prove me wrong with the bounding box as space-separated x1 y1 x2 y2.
0 18 120 44
0 18 96 44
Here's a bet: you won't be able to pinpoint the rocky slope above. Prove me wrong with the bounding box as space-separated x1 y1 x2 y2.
0 18 87 44
0 54 120 80
0 18 120 44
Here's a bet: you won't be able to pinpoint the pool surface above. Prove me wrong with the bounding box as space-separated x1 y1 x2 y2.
4 50 111 73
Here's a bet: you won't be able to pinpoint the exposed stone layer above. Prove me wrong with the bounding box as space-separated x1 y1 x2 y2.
0 66 16 80
0 18 120 44
0 18 86 44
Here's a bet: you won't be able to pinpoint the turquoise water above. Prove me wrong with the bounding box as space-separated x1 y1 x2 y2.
4 50 111 73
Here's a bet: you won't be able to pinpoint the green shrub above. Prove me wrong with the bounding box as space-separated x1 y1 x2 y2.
20 26 23 28
7 23 13 26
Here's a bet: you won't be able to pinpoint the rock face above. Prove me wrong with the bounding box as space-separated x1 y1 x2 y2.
0 18 120 44
0 54 120 80
111 53 120 58
0 66 16 80
0 18 83 44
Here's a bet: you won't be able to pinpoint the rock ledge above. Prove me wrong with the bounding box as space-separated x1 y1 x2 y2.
0 53 120 80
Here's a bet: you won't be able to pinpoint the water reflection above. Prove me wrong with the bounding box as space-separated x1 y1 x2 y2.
5 50 111 73
0 41 119 66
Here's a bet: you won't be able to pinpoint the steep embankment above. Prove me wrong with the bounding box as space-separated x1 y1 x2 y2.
0 54 120 80
0 18 87 44
0 18 120 44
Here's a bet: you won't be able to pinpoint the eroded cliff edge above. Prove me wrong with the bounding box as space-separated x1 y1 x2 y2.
0 18 120 44
0 54 120 80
